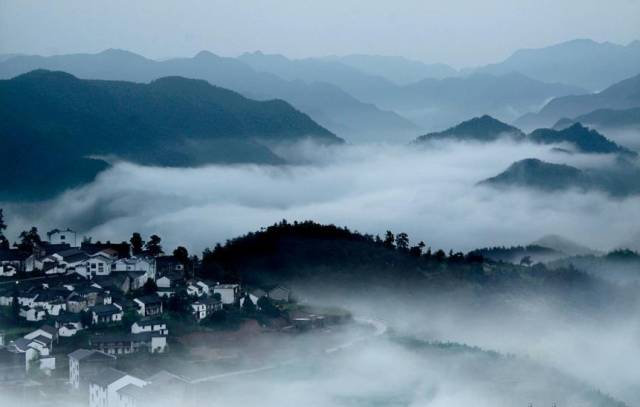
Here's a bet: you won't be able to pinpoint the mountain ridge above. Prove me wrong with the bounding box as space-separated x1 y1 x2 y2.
0 69 340 200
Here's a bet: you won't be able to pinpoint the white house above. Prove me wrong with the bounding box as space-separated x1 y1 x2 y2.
21 306 47 322
89 368 147 407
43 248 89 274
91 332 167 355
116 370 189 407
90 303 123 325
75 253 116 279
8 325 58 373
213 284 241 305
133 295 162 317
0 264 17 277
186 280 213 297
190 297 223 321
131 319 168 336
112 257 155 276
47 228 77 247
155 272 182 298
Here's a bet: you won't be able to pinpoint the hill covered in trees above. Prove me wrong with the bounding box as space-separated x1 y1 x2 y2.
199 220 618 306
0 70 340 200
479 158 640 197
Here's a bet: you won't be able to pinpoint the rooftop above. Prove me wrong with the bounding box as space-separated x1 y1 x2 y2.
90 367 128 387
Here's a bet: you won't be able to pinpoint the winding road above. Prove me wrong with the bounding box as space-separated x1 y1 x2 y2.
190 317 387 384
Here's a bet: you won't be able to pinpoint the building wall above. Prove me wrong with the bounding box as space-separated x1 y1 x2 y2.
69 357 80 389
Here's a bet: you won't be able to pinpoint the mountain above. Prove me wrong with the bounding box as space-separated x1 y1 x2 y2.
475 39 640 91
197 220 611 302
389 73 585 132
528 123 636 156
0 50 418 142
554 107 640 130
414 115 524 143
323 54 458 84
516 73 640 130
469 245 564 264
479 159 590 191
0 70 340 200
531 234 598 257
479 158 640 196
231 53 584 134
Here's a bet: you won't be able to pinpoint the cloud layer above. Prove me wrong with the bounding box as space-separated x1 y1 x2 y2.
4 140 639 254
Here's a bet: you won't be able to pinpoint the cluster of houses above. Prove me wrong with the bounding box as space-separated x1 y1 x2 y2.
0 227 297 407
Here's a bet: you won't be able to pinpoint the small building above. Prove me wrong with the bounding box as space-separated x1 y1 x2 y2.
190 297 223 321
268 285 292 303
66 292 89 313
90 303 124 325
213 284 241 305
131 318 168 336
133 295 163 317
89 367 147 407
82 242 131 259
47 228 77 247
116 370 189 407
90 332 167 355
68 348 117 390
156 272 183 298
155 256 184 275
0 249 29 274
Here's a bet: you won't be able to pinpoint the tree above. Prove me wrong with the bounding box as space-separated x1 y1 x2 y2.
145 234 163 256
395 232 409 252
122 310 141 328
257 296 280 318
434 249 446 262
383 231 395 249
142 278 158 295
409 241 425 257
520 256 533 266
15 227 41 251
173 246 189 264
130 233 144 256
241 294 256 314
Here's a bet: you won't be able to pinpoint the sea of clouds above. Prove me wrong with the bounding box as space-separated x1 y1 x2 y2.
4 139 640 254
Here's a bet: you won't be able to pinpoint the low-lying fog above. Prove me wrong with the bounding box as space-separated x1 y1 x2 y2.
4 139 639 253
3 139 640 406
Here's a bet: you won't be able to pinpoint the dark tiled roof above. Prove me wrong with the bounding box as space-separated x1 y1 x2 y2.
89 367 128 387
90 304 122 316
136 318 166 327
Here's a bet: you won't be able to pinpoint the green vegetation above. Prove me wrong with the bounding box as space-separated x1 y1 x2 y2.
0 70 340 200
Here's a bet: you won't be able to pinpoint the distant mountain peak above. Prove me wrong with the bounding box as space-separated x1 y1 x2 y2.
528 123 635 156
478 158 588 191
194 50 219 59
531 234 598 256
415 115 525 143
98 48 145 59
14 68 78 82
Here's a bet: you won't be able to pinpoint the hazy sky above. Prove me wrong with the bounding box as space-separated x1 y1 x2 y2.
1 0 639 67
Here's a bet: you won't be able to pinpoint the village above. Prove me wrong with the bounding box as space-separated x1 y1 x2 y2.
0 227 353 407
